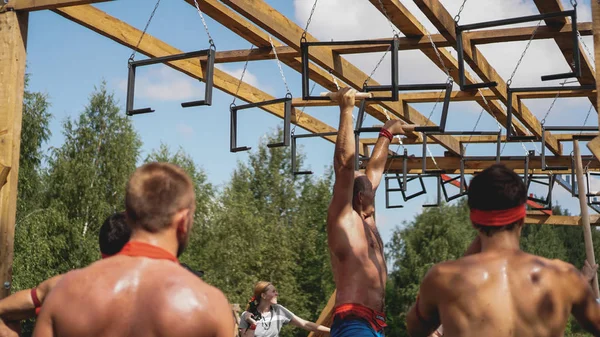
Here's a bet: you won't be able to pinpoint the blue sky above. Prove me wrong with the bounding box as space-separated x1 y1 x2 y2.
23 0 598 247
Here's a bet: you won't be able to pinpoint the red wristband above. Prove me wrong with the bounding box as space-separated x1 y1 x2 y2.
250 324 257 330
379 128 393 141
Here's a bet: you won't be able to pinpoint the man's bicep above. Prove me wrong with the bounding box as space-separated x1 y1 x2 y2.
407 267 441 337
570 271 600 335
32 304 54 337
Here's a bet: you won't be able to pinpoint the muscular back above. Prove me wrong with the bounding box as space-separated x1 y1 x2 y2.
421 250 598 337
33 256 234 337
328 210 387 312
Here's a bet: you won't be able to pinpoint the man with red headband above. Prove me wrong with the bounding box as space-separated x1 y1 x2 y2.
406 163 600 337
33 162 234 337
0 212 131 337
327 87 414 337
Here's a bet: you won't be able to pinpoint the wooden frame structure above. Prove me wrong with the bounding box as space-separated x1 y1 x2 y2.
2 0 600 329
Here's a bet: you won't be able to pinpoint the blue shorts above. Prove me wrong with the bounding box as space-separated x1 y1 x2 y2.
331 316 385 337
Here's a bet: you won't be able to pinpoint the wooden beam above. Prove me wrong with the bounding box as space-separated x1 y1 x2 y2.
372 155 600 173
198 46 298 63
363 132 597 146
533 0 596 101
214 0 462 155
321 23 593 54
306 291 336 337
1 0 112 12
525 214 600 226
469 22 592 45
53 5 354 150
588 0 600 160
0 10 27 299
368 1 535 143
410 0 561 155
0 165 9 190
574 139 600 296
400 89 596 103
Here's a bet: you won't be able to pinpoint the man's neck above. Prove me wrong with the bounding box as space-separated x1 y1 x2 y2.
257 302 271 314
479 231 520 252
129 230 179 258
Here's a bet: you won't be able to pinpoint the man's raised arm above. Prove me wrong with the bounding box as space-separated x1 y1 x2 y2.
365 120 409 191
328 88 358 218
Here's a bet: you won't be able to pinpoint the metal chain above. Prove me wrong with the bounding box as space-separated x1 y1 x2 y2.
426 30 451 78
541 78 569 125
578 31 595 70
301 0 319 41
364 44 392 86
129 0 162 61
377 0 400 37
454 0 468 23
330 70 340 90
193 0 214 46
231 44 255 106
269 35 291 95
580 103 595 135
291 81 317 136
571 0 577 7
506 19 542 87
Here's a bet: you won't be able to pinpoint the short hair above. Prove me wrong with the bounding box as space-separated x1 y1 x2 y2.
353 175 373 205
468 164 527 235
125 162 195 232
98 212 131 255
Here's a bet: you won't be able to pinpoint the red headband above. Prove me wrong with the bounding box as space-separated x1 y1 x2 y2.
470 204 526 227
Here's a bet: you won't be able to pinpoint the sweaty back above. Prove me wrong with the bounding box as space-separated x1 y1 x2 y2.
436 250 578 337
45 256 225 337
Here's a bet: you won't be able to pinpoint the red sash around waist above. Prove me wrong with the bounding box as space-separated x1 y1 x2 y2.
333 303 387 332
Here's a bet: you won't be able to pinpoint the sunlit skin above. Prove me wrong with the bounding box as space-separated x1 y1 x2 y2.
33 202 234 337
327 87 407 312
406 222 600 337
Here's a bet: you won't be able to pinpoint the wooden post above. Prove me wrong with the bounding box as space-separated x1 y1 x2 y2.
587 0 600 158
307 290 336 337
0 9 28 299
574 140 600 297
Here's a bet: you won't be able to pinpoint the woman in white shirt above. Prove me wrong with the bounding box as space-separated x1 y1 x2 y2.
239 281 330 337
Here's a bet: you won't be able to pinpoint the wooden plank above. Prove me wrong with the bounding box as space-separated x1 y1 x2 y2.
0 10 27 299
589 0 600 161
574 139 600 296
525 214 600 226
469 22 592 45
400 88 596 103
0 165 9 190
363 133 597 146
214 0 462 155
371 155 600 173
410 0 562 155
53 5 352 149
1 0 112 12
533 1 596 95
197 46 298 63
368 1 536 143
306 290 336 337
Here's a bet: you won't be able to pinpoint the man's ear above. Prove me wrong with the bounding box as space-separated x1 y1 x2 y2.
175 208 191 234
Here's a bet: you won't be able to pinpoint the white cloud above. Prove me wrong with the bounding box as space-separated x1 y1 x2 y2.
293 0 594 125
117 67 204 101
216 65 261 88
177 123 195 139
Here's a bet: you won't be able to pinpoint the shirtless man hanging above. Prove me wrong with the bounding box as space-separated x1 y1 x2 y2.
33 162 234 337
327 87 413 337
407 163 600 337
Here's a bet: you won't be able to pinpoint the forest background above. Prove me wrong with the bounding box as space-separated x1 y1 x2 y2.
9 78 600 337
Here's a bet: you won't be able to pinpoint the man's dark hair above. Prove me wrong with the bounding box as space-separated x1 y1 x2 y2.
353 175 373 205
98 212 131 256
468 164 527 236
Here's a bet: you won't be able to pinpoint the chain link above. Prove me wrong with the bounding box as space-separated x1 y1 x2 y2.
578 31 595 70
506 19 542 87
193 0 215 46
291 81 317 136
540 78 569 125
301 0 319 41
454 0 468 23
377 0 400 37
129 0 161 62
268 35 291 95
580 103 595 135
426 30 451 78
364 44 392 86
231 44 254 107
571 0 577 7
330 70 340 90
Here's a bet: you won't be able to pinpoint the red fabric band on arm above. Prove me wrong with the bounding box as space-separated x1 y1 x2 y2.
31 288 42 314
470 205 526 227
379 128 393 141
